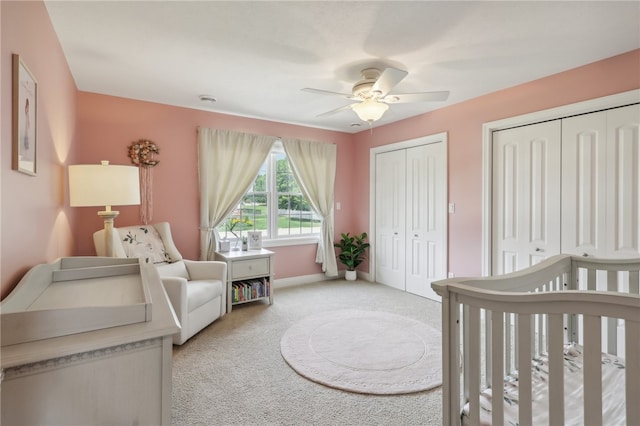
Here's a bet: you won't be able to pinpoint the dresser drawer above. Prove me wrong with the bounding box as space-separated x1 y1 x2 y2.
231 258 270 279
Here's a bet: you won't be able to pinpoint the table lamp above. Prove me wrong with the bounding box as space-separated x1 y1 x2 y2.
69 160 140 257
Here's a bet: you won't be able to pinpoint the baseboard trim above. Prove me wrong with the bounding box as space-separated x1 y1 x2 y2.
357 271 371 282
274 273 335 288
274 271 372 288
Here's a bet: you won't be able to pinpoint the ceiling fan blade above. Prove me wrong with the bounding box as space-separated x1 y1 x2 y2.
383 91 450 103
302 88 355 99
371 67 408 97
316 103 356 118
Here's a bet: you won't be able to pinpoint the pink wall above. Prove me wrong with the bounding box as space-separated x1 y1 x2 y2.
352 49 640 277
74 93 355 280
1 1 77 299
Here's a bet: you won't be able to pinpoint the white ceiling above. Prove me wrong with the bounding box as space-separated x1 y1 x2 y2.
44 1 640 133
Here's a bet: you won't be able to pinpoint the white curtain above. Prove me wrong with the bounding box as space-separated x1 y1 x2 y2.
282 138 338 277
198 128 275 260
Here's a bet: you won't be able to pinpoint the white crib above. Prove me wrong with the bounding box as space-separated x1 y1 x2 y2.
432 254 640 426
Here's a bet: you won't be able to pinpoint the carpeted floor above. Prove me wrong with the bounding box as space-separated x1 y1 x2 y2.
172 279 443 425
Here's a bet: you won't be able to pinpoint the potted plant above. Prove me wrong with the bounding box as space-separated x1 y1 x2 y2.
334 232 370 281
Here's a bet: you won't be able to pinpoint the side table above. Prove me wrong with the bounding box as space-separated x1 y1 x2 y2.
214 249 275 313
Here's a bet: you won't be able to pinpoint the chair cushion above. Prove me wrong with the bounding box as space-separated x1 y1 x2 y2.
156 260 190 280
118 226 170 264
187 280 224 312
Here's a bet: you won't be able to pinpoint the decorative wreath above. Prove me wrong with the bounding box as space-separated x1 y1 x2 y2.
128 139 159 167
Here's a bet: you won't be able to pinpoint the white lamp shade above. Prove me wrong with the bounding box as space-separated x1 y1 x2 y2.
352 99 389 122
69 163 140 208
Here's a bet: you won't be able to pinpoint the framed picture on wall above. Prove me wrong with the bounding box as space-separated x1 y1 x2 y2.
12 54 38 176
247 231 262 250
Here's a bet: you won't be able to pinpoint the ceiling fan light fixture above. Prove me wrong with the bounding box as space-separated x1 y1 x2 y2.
352 99 389 122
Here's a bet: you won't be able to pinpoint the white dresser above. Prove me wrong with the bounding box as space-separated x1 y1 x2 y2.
0 257 180 426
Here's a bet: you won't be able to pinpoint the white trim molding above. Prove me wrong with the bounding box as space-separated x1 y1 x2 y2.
273 271 372 288
273 273 335 288
481 89 640 276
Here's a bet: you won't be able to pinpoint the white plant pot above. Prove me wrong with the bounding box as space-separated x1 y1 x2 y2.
345 270 357 281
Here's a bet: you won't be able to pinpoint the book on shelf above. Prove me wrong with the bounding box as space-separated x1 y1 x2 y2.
231 277 270 303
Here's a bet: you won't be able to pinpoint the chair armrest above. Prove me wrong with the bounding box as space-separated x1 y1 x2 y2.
183 260 227 282
160 277 188 321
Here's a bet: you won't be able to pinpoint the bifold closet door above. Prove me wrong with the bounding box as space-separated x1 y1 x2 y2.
375 143 447 300
405 143 447 300
375 149 406 290
562 104 640 258
492 121 562 275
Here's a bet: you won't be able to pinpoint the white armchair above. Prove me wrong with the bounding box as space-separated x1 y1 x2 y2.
94 222 226 345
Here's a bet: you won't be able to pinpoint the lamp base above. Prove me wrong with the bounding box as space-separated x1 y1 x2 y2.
98 210 120 257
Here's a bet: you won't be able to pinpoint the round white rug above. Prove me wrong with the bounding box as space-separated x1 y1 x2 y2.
280 309 442 395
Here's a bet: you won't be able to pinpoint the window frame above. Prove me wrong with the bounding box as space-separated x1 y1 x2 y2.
226 141 320 248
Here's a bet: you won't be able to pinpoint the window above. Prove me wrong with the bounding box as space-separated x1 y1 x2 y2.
217 142 320 245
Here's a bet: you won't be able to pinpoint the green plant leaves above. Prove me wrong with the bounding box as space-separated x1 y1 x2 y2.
334 232 370 271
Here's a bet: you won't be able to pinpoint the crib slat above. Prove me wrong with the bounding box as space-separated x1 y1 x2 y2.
607 271 618 354
531 315 536 357
514 314 519 373
626 319 640 425
548 314 565 426
485 311 492 388
606 317 618 356
491 311 504 426
463 305 470 402
606 270 617 292
583 315 602 426
518 314 532 426
630 270 639 294
536 311 543 355
504 313 512 375
450 302 461 426
569 264 579 290
468 306 481 426
587 268 596 290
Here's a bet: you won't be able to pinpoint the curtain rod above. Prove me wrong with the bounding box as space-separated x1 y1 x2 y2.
196 127 336 145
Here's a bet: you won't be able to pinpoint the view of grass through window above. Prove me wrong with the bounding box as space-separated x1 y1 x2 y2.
217 148 321 242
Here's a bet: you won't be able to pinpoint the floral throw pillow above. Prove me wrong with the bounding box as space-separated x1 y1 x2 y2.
118 226 171 264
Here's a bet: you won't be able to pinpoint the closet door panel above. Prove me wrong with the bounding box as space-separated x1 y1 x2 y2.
562 104 640 258
607 104 640 257
561 112 608 257
492 121 561 274
405 143 446 300
375 150 406 289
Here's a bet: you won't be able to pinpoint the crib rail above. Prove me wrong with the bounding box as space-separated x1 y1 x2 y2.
432 254 640 426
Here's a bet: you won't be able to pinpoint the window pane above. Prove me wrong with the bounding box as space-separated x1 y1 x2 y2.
253 163 267 192
242 193 267 233
277 194 321 237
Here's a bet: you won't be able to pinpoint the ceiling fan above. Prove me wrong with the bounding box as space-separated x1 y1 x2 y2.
302 67 449 123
